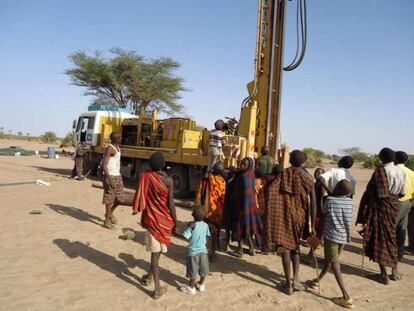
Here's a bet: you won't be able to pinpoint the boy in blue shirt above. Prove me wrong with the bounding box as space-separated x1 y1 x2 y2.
180 206 211 295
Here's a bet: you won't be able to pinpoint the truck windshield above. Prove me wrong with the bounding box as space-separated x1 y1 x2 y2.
76 117 96 132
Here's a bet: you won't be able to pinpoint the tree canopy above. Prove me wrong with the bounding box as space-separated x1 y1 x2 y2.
65 48 186 116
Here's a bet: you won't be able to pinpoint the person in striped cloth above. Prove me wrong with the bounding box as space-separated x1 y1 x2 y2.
132 152 178 300
309 179 354 309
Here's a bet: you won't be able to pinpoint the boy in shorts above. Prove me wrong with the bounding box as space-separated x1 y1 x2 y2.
309 179 354 309
180 206 211 295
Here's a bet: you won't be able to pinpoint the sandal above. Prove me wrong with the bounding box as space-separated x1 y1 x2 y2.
332 297 354 309
309 278 319 289
103 219 114 229
141 274 152 286
293 281 306 291
153 287 167 300
390 272 403 281
248 248 256 256
110 215 118 225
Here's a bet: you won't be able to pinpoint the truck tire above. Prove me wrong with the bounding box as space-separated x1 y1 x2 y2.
167 166 189 199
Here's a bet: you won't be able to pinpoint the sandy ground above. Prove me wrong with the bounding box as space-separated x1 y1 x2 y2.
1 138 413 311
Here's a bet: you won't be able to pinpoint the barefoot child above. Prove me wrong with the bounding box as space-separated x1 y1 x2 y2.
181 206 211 295
310 179 354 309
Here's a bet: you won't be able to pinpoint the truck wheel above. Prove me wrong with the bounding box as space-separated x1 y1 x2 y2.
167 166 189 199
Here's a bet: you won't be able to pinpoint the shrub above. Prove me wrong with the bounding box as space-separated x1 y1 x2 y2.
60 132 75 147
363 155 381 169
339 147 370 163
41 131 58 144
303 147 324 168
406 157 414 171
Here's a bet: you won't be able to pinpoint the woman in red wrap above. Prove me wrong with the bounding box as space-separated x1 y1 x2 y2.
132 152 178 299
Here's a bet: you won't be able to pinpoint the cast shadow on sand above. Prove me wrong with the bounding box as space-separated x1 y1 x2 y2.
31 166 73 177
53 239 156 298
122 227 286 292
47 204 103 227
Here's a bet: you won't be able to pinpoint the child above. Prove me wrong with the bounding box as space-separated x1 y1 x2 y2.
180 206 211 295
208 119 227 172
319 156 356 197
309 179 354 309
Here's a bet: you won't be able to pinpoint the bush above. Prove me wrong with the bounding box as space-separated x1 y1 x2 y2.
363 155 381 169
303 147 324 168
41 131 58 144
60 132 75 147
339 147 370 163
406 157 414 171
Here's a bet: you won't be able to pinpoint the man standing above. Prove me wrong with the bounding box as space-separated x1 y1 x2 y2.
102 132 125 229
356 148 406 284
319 156 356 196
133 152 178 299
395 151 414 259
266 150 316 295
257 146 274 175
71 141 86 180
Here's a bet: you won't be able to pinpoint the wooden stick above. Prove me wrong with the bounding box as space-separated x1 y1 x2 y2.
312 247 321 295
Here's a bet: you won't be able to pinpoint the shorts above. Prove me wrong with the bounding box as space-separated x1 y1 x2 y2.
102 175 125 206
324 239 344 263
145 231 167 253
186 253 209 280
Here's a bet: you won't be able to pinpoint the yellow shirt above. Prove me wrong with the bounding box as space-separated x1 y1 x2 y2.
398 164 414 202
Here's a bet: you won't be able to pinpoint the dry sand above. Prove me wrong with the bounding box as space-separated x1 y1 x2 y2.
0 138 413 311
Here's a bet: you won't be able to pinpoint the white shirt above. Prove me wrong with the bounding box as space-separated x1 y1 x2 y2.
321 167 356 195
107 144 121 176
384 162 406 196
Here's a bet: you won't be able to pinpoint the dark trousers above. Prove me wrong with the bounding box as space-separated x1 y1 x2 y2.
396 200 411 259
407 202 414 250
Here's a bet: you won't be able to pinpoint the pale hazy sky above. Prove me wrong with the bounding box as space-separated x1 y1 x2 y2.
0 0 413 155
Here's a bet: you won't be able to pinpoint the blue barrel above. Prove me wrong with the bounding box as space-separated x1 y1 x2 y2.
47 147 56 159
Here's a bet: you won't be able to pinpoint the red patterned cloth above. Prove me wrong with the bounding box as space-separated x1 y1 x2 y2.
266 166 314 252
196 174 226 234
132 172 174 246
357 166 399 268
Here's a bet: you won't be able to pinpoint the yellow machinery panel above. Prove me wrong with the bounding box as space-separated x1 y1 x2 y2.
182 130 202 149
160 140 178 149
162 118 195 141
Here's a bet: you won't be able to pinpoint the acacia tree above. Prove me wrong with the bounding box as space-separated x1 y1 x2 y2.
65 48 186 115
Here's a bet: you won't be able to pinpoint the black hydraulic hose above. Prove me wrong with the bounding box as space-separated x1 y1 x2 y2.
284 0 307 71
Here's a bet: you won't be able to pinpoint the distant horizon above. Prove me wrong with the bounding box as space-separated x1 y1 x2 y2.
0 0 413 155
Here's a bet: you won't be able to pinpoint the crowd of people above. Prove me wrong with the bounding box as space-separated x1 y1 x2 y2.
97 130 414 309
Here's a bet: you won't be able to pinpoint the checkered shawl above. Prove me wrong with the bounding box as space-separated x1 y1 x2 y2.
222 165 263 241
265 166 314 251
357 166 399 267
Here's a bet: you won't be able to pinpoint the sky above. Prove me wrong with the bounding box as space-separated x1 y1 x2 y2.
0 0 413 155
